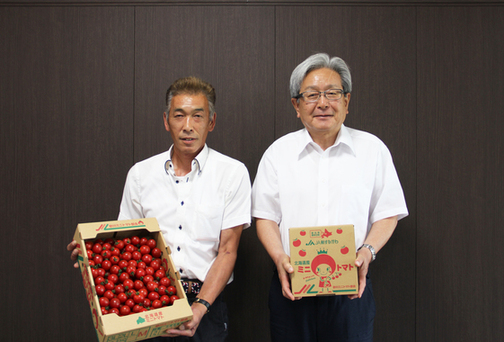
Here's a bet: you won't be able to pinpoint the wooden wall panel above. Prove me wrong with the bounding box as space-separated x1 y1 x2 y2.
416 6 504 341
0 7 135 341
134 6 276 341
275 6 417 341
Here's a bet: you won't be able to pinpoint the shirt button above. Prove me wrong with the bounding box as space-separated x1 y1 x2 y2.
177 246 181 251
181 201 184 206
179 268 183 273
179 225 182 230
176 180 179 184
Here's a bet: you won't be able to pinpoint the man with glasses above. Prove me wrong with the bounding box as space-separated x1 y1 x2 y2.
69 76 251 341
252 53 408 341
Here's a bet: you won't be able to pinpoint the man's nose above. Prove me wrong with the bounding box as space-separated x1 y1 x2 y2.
317 93 329 107
183 117 194 131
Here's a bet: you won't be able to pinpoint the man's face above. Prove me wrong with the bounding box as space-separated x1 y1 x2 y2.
163 93 216 159
291 68 351 140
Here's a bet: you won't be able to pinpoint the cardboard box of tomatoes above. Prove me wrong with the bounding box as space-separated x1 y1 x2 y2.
289 225 358 297
73 217 193 342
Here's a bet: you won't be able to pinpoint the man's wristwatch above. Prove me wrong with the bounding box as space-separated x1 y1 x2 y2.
193 297 211 313
358 244 376 262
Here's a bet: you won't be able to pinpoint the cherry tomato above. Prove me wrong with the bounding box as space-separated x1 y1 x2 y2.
101 307 108 315
140 237 148 246
122 237 131 245
125 299 135 308
95 276 105 285
159 277 171 287
132 305 143 313
109 298 121 309
139 288 149 297
150 259 161 271
114 284 125 295
104 281 115 291
107 274 118 284
122 252 132 261
123 279 134 290
169 295 179 305
119 272 130 283
133 293 144 304
132 251 142 261
143 298 151 308
139 245 151 255
143 275 154 284
99 297 109 308
151 248 162 258
93 254 103 266
115 240 125 251
117 293 128 303
147 239 157 250
137 261 147 270
135 268 146 280
134 280 144 290
104 290 115 300
95 284 106 296
158 285 167 296
160 295 170 306
124 244 136 253
110 265 121 275
166 286 176 296
154 270 165 280
146 281 158 293
101 259 112 271
130 236 140 246
142 254 153 265
152 299 162 309
148 291 160 301
102 242 112 251
120 305 131 316
92 243 103 254
85 241 94 250
109 307 120 315
145 267 155 276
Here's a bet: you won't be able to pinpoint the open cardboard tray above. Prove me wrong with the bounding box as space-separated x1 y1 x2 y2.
74 218 193 342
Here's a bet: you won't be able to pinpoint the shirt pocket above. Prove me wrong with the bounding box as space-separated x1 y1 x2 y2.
189 203 224 242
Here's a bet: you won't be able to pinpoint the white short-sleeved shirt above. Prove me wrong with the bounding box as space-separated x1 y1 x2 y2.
119 144 251 282
252 125 408 256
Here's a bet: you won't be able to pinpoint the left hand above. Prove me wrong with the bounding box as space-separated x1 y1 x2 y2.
348 247 373 299
161 300 207 337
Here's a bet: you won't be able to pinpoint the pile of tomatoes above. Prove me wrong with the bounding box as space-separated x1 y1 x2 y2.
85 235 179 316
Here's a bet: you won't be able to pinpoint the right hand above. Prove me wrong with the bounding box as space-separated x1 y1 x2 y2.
67 240 80 268
276 254 298 301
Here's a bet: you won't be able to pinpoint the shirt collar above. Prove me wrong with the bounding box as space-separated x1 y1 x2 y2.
298 124 356 156
165 144 210 175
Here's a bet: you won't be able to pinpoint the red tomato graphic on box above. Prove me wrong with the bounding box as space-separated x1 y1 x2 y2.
337 228 343 234
293 239 301 247
300 230 306 236
340 246 349 254
299 249 306 257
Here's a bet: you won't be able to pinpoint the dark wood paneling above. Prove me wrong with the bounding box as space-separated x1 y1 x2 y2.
275 6 417 342
0 7 135 341
417 6 504 341
134 6 276 341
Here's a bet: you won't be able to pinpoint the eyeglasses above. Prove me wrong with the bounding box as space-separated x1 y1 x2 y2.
293 89 347 103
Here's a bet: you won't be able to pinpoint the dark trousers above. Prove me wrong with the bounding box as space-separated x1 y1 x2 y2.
269 271 375 342
145 293 228 342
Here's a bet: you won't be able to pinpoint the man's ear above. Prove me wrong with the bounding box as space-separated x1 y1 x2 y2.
208 112 216 132
291 98 301 118
163 112 170 132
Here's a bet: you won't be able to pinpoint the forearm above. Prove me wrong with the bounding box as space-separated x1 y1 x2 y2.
362 216 398 256
196 225 243 305
256 218 288 265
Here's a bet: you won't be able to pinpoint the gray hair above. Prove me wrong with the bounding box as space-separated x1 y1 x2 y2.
165 76 216 118
290 53 352 99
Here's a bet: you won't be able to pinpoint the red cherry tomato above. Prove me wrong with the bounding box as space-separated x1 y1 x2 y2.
169 295 179 305
151 248 162 258
120 305 131 316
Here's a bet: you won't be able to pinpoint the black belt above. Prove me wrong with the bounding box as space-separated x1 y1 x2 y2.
181 279 203 295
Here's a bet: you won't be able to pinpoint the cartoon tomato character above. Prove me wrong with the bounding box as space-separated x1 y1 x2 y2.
311 252 336 293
